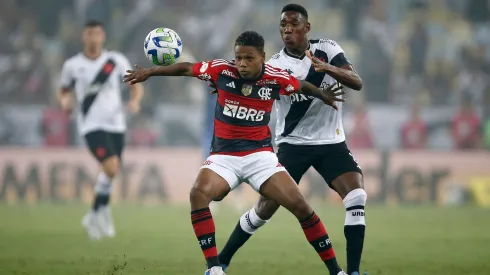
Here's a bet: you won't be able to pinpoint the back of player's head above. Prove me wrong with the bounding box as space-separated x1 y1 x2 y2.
84 20 104 29
281 3 308 19
235 31 265 52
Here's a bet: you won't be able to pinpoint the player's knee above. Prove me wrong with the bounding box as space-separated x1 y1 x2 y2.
189 185 213 205
254 198 279 220
102 157 119 178
287 195 312 221
343 188 367 208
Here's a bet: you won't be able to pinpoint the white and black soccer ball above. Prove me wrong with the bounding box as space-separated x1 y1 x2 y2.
143 28 183 66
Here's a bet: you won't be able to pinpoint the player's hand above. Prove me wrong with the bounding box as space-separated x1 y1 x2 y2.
123 65 151 85
305 50 331 72
127 100 141 114
59 95 74 114
208 82 218 94
320 82 345 110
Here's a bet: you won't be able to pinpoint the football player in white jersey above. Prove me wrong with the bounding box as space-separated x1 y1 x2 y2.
218 4 367 275
57 20 144 240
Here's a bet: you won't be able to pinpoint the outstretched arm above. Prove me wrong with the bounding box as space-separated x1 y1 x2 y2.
123 62 195 84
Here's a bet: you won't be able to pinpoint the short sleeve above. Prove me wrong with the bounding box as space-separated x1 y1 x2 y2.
60 61 74 89
278 73 301 95
323 39 351 68
192 60 220 82
116 53 132 77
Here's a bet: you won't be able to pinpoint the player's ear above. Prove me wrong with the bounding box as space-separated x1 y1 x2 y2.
305 22 311 33
261 51 265 62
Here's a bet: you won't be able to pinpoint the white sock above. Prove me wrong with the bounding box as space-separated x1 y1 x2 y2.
239 207 269 235
94 172 113 196
343 188 367 226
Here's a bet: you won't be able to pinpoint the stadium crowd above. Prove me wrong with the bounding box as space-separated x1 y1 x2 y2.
0 0 488 150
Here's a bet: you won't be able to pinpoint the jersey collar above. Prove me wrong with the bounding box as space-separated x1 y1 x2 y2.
283 42 311 60
81 49 108 61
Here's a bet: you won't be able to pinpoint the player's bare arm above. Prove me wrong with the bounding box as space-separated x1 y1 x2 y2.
305 50 362 91
298 80 345 110
123 62 195 84
57 87 74 113
127 83 144 113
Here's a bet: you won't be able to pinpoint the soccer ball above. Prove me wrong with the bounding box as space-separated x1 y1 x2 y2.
144 28 182 66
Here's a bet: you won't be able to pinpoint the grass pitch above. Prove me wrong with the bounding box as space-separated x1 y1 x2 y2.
0 204 489 275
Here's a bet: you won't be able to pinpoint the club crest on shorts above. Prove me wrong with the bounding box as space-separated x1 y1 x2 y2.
241 84 253 96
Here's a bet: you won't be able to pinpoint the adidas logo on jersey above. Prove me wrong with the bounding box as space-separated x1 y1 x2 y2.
226 81 236 88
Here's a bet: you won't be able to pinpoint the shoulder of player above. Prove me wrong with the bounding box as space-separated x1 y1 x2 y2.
310 38 341 47
209 59 236 68
266 52 283 67
264 64 291 80
107 51 129 62
63 53 84 67
269 52 282 60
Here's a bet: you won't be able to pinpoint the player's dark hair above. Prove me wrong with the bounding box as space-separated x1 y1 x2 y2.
84 20 104 28
281 3 308 19
235 31 265 52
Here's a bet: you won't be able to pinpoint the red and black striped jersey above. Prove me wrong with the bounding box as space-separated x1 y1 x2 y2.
192 59 301 156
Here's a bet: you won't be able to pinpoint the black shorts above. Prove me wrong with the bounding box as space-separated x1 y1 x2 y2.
276 142 362 188
84 130 125 163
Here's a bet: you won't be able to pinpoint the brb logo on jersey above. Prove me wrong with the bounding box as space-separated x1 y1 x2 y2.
223 99 265 121
258 87 272 100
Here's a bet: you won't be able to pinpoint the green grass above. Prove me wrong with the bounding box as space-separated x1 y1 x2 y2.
0 203 489 275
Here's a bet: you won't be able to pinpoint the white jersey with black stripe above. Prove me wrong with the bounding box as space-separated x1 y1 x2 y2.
60 50 132 135
267 39 351 145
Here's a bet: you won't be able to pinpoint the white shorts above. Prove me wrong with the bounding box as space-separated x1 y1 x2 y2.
201 151 287 191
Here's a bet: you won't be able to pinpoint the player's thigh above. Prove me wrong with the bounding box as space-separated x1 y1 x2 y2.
198 155 241 201
312 142 363 198
192 168 232 204
110 132 125 160
84 130 120 177
259 171 311 220
277 143 314 183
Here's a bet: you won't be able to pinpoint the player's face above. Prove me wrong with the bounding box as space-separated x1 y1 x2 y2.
280 11 310 49
82 26 105 49
234 45 265 80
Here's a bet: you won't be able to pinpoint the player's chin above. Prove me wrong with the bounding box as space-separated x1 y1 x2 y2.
238 71 252 79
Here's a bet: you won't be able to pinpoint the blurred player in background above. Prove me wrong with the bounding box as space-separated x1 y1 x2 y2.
57 20 144 240
124 31 349 275
218 4 367 275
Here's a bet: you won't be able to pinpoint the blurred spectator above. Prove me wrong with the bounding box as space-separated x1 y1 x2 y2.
483 86 490 150
451 96 481 150
346 101 375 149
129 114 158 147
409 21 429 78
425 60 453 105
456 46 488 105
360 0 394 102
400 104 428 149
42 107 69 147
